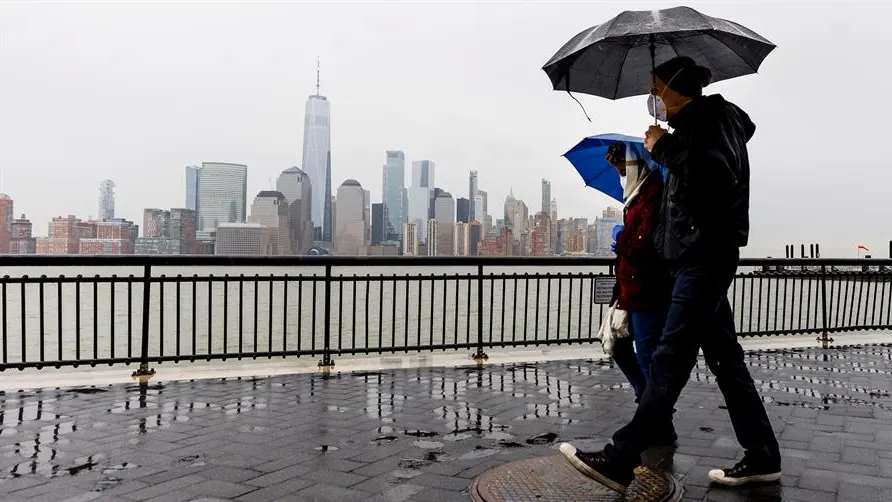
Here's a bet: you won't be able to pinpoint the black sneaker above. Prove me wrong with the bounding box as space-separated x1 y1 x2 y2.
707 458 781 486
652 429 678 447
558 443 634 493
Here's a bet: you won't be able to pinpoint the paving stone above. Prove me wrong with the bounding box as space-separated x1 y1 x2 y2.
2 346 892 502
184 479 255 498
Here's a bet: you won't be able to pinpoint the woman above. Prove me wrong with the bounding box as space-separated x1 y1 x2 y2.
604 142 667 403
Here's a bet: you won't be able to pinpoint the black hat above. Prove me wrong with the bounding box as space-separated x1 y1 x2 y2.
653 57 712 98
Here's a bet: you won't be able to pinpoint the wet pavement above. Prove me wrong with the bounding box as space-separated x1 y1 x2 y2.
1 344 891 501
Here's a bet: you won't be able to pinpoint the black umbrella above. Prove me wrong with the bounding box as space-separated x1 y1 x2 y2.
543 6 776 100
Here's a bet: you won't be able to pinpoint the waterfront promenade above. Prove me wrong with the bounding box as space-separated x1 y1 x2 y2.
1 337 891 501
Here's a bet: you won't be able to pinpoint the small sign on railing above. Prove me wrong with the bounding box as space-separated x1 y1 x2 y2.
593 276 617 304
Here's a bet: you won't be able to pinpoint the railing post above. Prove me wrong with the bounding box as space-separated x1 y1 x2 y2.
817 264 833 349
132 265 155 379
319 264 335 372
472 264 488 364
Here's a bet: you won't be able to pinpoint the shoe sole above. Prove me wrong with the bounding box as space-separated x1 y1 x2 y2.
558 443 627 494
707 469 782 486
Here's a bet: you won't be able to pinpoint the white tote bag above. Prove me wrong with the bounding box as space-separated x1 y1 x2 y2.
599 304 630 356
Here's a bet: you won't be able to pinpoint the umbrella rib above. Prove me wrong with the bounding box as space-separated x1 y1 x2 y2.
612 44 634 100
705 32 758 73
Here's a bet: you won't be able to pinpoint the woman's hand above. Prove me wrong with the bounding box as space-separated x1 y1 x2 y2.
644 125 668 152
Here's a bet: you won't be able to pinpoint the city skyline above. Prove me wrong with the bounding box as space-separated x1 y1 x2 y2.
3 3 892 257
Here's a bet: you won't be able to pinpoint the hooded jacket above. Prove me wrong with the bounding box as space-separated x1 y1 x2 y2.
651 94 754 264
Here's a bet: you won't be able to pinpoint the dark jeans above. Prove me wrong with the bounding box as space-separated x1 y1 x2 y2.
605 249 780 467
612 311 664 398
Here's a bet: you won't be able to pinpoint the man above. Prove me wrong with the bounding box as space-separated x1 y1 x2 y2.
559 56 781 491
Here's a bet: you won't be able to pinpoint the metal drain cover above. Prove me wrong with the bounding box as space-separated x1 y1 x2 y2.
470 455 622 502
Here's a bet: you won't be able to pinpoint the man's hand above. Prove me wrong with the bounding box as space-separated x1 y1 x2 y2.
644 125 668 152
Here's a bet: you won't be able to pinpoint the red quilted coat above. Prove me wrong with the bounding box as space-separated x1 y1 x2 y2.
615 173 668 312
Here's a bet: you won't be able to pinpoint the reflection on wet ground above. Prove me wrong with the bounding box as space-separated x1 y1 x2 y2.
0 345 890 500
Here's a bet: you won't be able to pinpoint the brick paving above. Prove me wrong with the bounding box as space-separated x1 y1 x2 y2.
1 344 891 501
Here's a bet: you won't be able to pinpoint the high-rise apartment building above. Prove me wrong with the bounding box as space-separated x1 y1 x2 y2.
0 194 13 253
98 179 115 220
541 179 552 215
302 64 332 244
79 218 138 255
9 214 36 255
402 223 419 256
196 162 247 240
136 208 196 255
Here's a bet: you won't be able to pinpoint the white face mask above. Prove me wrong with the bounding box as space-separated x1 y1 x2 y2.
647 94 668 122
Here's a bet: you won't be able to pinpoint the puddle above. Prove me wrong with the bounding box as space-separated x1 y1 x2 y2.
699 427 715 433
92 477 122 492
372 435 399 444
67 388 108 395
403 430 438 438
526 432 558 445
175 454 207 467
496 441 525 448
314 445 339 452
102 463 138 474
413 440 444 449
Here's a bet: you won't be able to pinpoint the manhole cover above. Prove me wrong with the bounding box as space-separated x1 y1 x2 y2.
470 455 621 501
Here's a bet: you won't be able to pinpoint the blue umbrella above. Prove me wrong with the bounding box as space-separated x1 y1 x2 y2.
564 133 664 203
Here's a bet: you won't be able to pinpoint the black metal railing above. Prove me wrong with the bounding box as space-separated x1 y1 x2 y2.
0 256 889 372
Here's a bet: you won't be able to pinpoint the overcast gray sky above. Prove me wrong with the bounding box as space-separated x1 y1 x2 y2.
1 0 890 258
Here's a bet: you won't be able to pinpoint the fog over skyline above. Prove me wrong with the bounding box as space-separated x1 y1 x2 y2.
1 1 890 258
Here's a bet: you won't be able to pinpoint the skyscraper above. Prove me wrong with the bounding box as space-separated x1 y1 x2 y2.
541 179 552 215
185 166 200 211
478 190 488 215
409 160 434 244
371 203 384 246
249 190 290 255
402 223 419 256
456 198 470 223
99 179 115 221
434 192 455 224
504 190 529 242
468 171 479 222
334 179 367 256
301 62 332 245
196 162 248 240
382 150 406 241
276 166 313 254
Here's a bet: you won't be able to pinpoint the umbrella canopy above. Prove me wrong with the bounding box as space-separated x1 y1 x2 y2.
564 134 664 203
543 6 776 99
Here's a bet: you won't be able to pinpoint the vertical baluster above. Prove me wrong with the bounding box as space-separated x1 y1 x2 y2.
58 279 64 363
39 277 45 363
283 275 289 356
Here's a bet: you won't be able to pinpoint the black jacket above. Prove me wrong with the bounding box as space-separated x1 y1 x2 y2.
651 94 754 264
